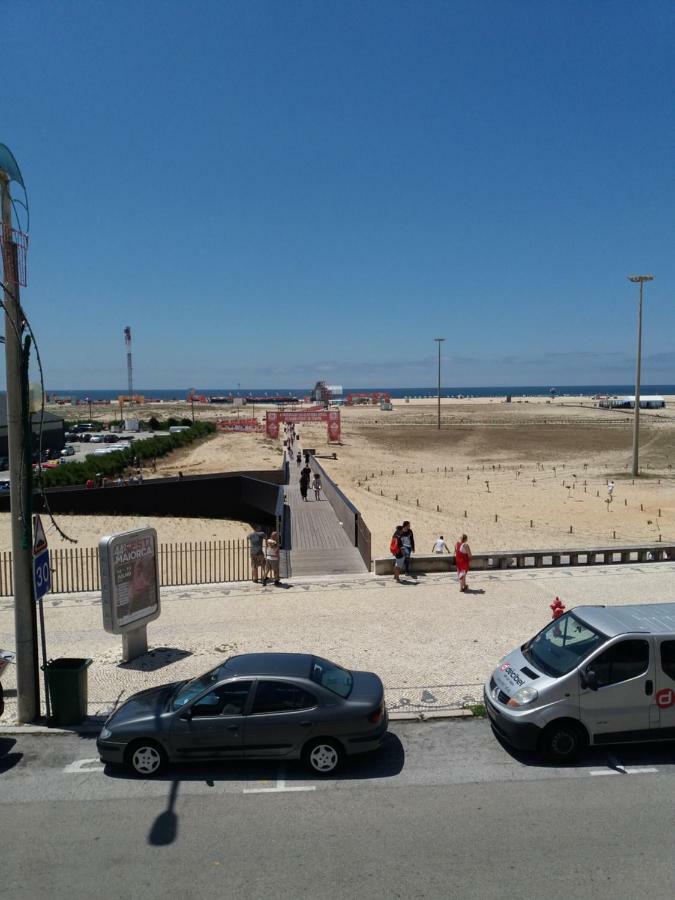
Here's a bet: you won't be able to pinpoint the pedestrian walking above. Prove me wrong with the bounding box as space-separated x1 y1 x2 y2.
296 451 302 467
399 521 415 577
313 472 322 500
299 466 310 501
264 530 281 586
247 524 267 583
455 533 472 592
607 480 615 501
432 535 449 554
390 525 404 583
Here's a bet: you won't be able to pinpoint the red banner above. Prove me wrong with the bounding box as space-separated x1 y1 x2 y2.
265 411 280 438
326 409 341 443
217 419 261 433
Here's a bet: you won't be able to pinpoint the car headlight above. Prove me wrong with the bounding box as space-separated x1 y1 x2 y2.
507 687 539 708
100 726 113 740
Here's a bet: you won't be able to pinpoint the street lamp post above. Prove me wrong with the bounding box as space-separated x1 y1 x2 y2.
627 274 654 477
434 338 445 430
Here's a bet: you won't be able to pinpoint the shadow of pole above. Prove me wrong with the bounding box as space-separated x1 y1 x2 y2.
147 778 180 846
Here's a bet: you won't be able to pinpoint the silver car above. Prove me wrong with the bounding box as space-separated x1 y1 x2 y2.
97 652 388 776
485 603 675 762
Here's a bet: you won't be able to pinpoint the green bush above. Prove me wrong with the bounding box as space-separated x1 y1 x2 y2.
41 421 215 488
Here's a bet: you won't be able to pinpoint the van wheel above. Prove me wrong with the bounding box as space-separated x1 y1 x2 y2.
539 721 586 763
125 739 167 777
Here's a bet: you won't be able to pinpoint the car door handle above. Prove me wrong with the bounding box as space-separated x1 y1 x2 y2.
645 680 654 696
299 720 312 727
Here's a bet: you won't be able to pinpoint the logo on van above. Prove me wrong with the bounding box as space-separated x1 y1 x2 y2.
656 688 675 709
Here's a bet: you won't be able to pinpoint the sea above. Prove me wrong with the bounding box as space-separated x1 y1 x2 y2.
42 385 675 402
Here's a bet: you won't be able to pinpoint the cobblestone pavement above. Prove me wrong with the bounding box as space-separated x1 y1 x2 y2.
2 562 675 723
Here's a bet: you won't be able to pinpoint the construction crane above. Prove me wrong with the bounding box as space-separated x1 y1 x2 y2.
124 326 133 402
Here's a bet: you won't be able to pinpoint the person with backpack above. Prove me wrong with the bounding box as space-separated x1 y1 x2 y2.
390 526 404 582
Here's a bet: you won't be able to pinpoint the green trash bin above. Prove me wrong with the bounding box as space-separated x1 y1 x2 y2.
44 658 92 726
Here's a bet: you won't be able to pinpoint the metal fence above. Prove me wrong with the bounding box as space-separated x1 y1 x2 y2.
0 540 252 597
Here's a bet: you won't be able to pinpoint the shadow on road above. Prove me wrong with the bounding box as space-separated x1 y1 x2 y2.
492 727 675 769
107 732 405 784
118 648 192 672
0 737 22 774
148 779 179 846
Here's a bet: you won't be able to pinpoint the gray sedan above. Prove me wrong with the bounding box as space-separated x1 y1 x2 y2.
97 652 388 776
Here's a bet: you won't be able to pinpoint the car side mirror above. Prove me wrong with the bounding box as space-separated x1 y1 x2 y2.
584 669 599 691
179 708 193 721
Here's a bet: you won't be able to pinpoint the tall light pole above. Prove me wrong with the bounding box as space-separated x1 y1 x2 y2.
627 274 654 477
434 338 445 430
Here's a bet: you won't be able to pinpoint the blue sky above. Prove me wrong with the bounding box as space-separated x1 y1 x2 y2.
1 0 673 390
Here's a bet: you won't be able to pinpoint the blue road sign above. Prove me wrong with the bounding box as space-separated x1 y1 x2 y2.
33 549 51 600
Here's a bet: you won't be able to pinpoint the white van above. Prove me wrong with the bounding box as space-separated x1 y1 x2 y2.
485 604 675 762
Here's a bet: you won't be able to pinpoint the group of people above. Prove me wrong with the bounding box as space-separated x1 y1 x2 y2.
390 522 472 591
247 525 282 587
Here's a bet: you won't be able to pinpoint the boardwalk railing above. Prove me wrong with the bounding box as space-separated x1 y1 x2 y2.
0 540 252 597
310 458 372 570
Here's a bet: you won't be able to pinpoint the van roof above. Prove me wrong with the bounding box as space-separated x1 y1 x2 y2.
574 604 675 637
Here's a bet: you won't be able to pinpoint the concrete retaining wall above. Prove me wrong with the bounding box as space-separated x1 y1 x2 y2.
374 543 675 575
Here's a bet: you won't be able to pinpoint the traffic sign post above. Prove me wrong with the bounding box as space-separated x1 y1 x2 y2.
32 516 51 720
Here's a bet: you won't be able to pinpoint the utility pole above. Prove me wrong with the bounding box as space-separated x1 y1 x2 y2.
434 338 445 430
627 274 654 477
1 168 39 722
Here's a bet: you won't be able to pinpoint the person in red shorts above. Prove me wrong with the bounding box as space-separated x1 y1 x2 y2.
454 533 472 592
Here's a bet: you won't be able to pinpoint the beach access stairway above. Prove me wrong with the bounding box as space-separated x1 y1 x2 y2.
283 451 368 577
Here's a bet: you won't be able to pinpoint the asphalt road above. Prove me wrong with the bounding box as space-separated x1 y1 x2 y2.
2 719 675 899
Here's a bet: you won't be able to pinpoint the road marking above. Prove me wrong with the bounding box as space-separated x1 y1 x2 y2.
243 770 315 794
63 758 105 774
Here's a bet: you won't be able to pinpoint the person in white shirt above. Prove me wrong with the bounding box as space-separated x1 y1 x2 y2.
432 535 450 554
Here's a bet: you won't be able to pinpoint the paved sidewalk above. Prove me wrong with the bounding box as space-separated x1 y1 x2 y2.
2 562 675 725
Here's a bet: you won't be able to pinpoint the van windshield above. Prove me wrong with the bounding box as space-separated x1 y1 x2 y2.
523 612 606 678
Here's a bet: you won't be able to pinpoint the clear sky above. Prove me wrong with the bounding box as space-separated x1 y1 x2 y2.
2 0 673 391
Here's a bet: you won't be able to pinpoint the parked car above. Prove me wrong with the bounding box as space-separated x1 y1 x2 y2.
103 434 120 443
97 653 388 777
61 446 76 457
0 481 10 492
89 435 104 443
485 603 675 763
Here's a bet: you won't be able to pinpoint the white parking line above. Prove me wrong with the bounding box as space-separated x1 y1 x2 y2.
244 772 315 794
589 765 658 777
63 758 105 774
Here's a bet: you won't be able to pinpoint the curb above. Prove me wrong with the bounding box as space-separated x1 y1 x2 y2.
0 708 476 735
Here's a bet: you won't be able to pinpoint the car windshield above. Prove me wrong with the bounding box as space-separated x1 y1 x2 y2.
310 656 353 698
171 664 229 710
523 612 607 678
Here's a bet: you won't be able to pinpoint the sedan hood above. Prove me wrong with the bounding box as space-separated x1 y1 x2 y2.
107 681 183 726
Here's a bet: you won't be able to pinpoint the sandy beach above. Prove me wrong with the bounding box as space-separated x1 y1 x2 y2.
15 394 674 558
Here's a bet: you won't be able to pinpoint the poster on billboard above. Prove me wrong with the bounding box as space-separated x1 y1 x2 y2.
99 528 161 635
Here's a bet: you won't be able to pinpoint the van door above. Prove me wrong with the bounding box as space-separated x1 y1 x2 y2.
653 639 675 739
580 637 653 744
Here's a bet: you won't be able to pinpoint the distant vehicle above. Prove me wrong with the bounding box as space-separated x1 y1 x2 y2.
169 425 191 434
89 435 104 443
0 481 10 492
61 446 75 457
71 423 96 433
97 652 388 777
103 434 120 443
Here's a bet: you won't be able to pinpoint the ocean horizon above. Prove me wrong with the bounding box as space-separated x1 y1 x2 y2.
37 384 675 402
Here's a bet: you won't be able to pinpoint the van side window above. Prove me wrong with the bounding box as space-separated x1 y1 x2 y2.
660 641 675 682
590 640 649 687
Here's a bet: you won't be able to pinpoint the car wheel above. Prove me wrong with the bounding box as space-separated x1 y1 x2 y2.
304 739 343 775
125 740 167 777
539 721 586 764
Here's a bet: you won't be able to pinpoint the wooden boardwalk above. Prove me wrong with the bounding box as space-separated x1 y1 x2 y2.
285 451 367 577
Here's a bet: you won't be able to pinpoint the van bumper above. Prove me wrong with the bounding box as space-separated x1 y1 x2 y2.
484 687 541 752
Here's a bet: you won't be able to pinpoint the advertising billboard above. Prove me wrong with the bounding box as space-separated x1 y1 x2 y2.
99 528 161 634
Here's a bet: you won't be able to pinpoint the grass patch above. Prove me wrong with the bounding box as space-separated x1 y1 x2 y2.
464 702 486 718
